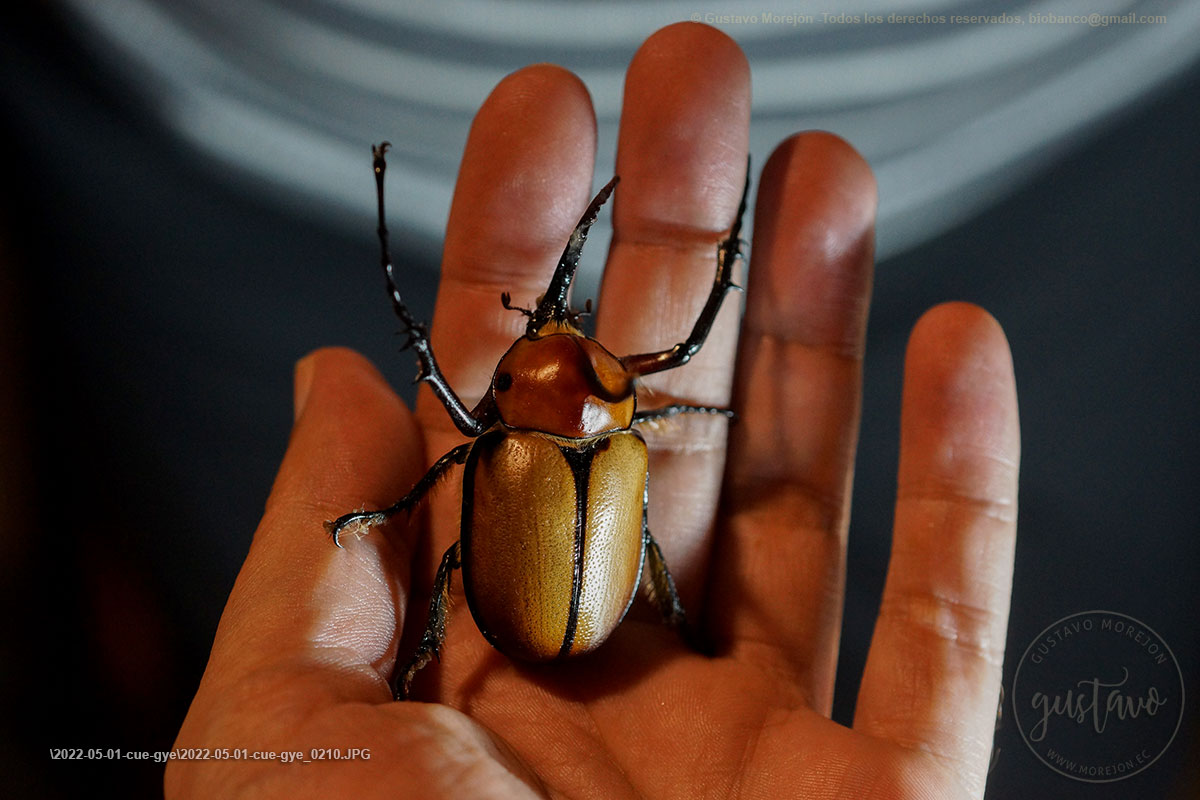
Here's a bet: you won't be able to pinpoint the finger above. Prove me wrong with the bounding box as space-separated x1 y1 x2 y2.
595 22 750 600
419 64 597 436
182 348 425 721
855 303 1020 796
707 131 875 712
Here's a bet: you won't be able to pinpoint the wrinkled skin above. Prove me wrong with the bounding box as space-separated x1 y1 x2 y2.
168 22 1020 800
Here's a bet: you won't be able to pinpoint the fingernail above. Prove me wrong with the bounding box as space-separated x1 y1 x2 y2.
294 353 317 422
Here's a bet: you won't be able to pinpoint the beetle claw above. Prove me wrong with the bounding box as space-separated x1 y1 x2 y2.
326 508 384 547
324 519 345 548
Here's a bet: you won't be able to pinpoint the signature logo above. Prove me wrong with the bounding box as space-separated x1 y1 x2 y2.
1012 611 1183 782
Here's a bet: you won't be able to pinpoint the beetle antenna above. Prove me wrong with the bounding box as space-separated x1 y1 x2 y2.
568 297 594 329
500 291 534 318
527 176 617 336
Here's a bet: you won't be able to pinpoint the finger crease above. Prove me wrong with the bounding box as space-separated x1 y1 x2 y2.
895 488 1017 525
741 322 866 363
880 589 1006 667
728 477 847 536
614 221 731 254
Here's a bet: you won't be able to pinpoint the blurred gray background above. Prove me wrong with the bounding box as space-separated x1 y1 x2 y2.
3 1 1197 797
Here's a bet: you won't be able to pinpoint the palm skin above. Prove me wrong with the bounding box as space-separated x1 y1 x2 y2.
167 23 1020 800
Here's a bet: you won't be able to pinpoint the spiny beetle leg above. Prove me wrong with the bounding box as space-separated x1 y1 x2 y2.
325 442 472 546
643 530 688 631
637 472 709 652
393 541 462 700
644 529 712 655
372 143 494 437
633 403 737 426
619 161 751 378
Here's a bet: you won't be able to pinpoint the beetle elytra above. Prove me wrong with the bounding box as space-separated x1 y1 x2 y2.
327 143 749 699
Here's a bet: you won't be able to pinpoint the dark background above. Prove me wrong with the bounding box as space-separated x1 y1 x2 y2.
3 5 1197 798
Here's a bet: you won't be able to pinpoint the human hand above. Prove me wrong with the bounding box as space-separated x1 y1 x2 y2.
167 22 1019 800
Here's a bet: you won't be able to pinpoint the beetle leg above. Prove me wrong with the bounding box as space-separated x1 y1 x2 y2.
633 403 736 425
373 144 495 437
619 163 751 378
394 541 461 700
325 442 472 546
644 530 714 655
643 530 688 631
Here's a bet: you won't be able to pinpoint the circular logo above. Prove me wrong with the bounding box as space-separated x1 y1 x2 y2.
1012 610 1184 783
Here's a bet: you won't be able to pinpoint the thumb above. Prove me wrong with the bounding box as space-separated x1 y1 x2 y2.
190 347 426 713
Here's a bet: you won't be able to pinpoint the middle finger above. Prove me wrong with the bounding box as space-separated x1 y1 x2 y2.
595 22 751 607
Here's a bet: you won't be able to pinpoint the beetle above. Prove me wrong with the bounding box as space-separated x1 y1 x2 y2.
327 143 749 700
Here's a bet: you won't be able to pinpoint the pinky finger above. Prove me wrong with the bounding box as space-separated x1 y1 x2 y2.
854 303 1020 797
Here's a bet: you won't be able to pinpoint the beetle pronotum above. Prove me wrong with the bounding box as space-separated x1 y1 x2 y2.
328 144 749 699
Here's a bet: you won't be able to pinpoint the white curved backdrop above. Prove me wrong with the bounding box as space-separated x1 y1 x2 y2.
57 0 1200 271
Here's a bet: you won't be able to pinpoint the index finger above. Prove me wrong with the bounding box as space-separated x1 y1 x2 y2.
419 64 598 440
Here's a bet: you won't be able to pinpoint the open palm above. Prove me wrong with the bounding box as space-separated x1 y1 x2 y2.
168 23 1019 800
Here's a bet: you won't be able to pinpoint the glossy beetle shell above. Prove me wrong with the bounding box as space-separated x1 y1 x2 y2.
461 428 648 661
491 333 635 438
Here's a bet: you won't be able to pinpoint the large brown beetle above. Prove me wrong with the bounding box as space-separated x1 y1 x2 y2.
327 144 749 699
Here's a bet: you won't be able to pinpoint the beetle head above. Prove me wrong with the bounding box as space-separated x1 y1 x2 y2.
525 177 618 338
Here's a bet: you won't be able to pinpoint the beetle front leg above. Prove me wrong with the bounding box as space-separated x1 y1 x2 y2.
373 143 494 437
394 541 461 700
619 165 750 378
325 442 472 546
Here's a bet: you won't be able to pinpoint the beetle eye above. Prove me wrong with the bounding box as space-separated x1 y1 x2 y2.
494 372 513 392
